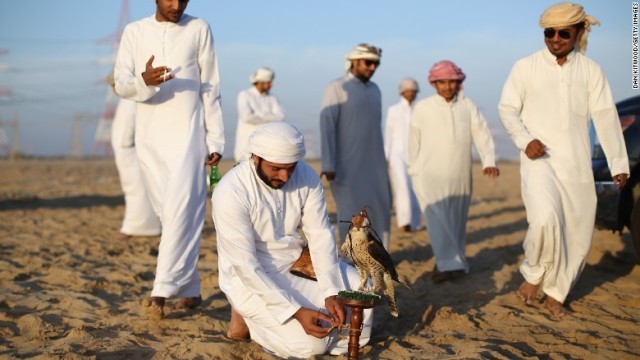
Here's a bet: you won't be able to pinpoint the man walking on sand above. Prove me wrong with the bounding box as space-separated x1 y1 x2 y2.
114 0 224 319
409 60 499 283
498 2 628 316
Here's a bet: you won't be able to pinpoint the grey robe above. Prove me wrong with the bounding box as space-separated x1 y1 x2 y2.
320 73 391 246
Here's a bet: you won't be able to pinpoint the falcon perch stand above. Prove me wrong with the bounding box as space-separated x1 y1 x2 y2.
337 291 381 360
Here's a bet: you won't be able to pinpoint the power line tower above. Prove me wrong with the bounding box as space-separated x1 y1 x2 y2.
0 113 21 159
0 49 12 157
90 0 130 157
90 91 117 157
70 113 100 158
9 112 19 159
0 117 10 156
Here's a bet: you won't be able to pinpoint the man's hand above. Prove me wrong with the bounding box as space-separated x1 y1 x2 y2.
205 152 222 166
293 307 340 339
613 173 629 190
142 55 174 86
483 167 500 179
320 171 336 181
524 139 547 160
324 295 345 330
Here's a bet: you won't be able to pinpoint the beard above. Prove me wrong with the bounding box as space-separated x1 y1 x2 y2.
256 158 285 189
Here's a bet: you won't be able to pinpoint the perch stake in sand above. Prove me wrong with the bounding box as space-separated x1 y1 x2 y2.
337 290 381 360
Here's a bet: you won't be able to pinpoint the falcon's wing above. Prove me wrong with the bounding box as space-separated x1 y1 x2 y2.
366 234 400 279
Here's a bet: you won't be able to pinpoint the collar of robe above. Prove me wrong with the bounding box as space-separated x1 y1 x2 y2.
152 13 187 27
542 47 577 67
250 86 269 97
435 93 459 105
346 71 374 86
400 97 413 108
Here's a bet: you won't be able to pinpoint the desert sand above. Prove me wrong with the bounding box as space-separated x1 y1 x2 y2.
0 158 639 359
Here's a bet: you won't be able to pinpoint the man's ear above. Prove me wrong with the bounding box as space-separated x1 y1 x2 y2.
252 154 258 167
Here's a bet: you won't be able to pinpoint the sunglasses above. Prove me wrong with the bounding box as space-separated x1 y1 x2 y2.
363 59 380 67
544 28 572 40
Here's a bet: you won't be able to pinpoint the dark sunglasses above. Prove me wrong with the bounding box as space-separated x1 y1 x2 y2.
363 59 380 67
544 28 572 40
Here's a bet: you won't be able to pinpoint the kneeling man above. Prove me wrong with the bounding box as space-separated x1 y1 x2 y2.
212 122 372 358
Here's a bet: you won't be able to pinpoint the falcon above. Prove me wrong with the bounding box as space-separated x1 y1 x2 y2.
341 207 412 317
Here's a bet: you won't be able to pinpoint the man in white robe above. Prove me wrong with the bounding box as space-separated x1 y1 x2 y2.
212 122 372 358
234 67 285 162
384 78 422 233
107 72 161 240
114 0 224 319
320 43 392 249
408 60 499 283
498 2 628 316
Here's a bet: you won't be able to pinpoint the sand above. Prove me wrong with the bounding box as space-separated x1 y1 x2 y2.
0 159 639 359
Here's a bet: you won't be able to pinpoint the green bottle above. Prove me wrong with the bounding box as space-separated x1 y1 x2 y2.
209 165 221 192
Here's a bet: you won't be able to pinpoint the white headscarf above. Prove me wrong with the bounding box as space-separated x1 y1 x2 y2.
247 122 306 163
539 2 600 53
344 43 382 71
250 67 275 84
398 77 419 94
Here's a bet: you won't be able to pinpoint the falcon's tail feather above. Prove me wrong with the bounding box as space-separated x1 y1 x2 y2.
395 276 413 291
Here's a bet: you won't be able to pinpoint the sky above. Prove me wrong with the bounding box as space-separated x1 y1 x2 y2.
0 0 637 159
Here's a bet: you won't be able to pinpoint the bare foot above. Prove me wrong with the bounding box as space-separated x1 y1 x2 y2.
112 232 132 241
141 297 165 320
516 281 539 305
544 296 572 317
226 307 250 341
174 295 202 310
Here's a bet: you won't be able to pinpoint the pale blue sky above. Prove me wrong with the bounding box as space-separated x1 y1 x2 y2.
0 0 635 158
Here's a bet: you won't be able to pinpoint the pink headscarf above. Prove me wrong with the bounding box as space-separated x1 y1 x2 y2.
428 60 466 83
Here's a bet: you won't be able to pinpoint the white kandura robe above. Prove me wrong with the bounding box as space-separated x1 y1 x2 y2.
408 94 497 272
114 14 224 299
320 73 391 247
110 97 161 236
212 160 372 358
234 86 285 162
384 97 422 230
499 48 628 302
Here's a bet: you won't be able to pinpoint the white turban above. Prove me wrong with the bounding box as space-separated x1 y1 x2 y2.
344 43 382 71
399 77 419 94
539 2 600 53
247 122 306 164
250 67 275 84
